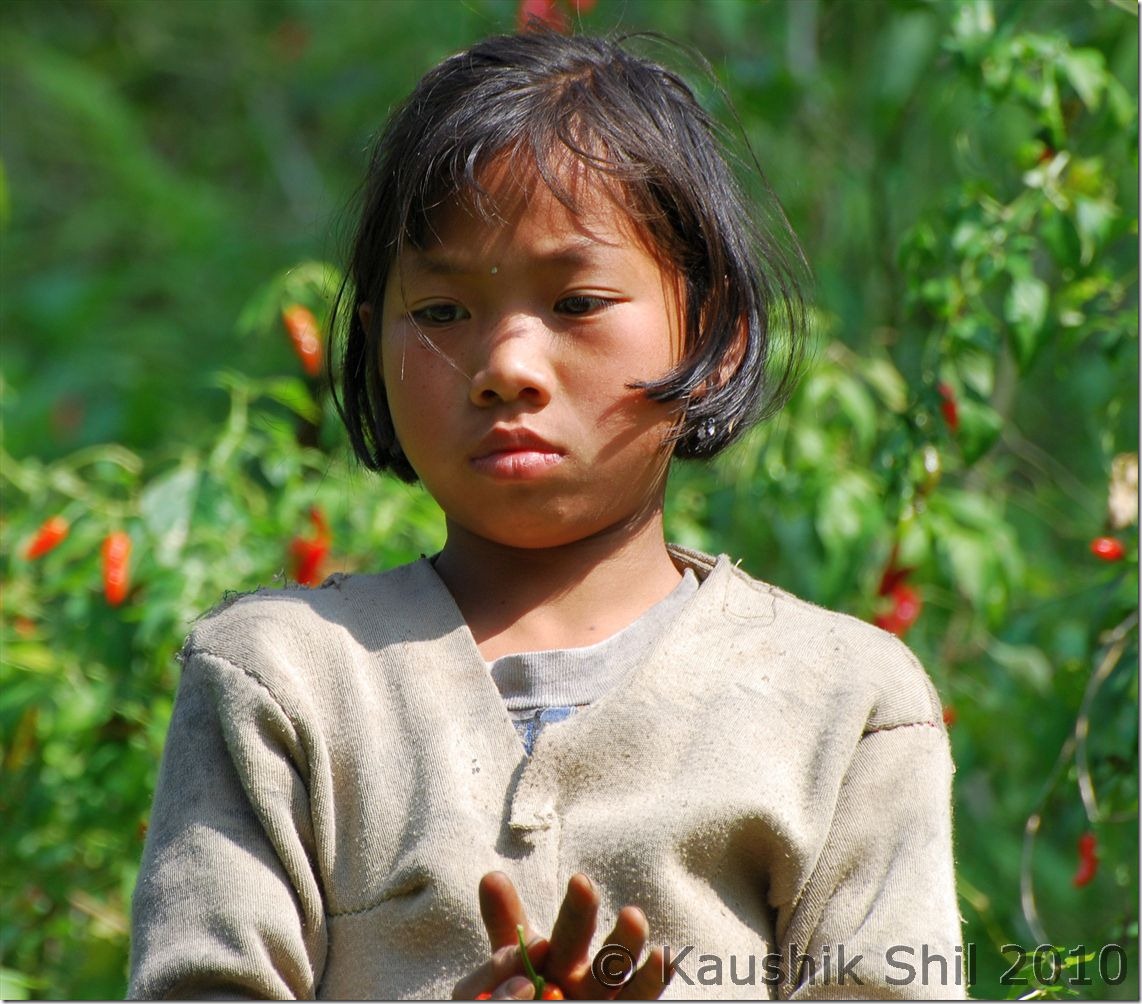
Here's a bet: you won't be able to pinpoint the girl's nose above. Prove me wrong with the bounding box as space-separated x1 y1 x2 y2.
468 321 552 408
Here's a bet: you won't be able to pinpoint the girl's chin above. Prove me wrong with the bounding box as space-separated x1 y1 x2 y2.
444 507 663 555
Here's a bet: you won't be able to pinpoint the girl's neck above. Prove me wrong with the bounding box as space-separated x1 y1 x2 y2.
432 509 682 661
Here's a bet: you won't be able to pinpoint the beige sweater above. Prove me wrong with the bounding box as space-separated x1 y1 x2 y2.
129 549 965 1000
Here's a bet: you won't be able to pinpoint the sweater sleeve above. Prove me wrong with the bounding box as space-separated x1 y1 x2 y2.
776 721 965 1001
128 646 328 999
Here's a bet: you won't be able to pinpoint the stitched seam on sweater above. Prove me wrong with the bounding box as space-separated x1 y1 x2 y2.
189 644 297 716
183 643 332 931
864 719 941 735
326 894 410 919
185 644 315 786
328 900 385 919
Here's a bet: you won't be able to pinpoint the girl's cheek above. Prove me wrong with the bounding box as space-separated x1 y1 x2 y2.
386 330 466 398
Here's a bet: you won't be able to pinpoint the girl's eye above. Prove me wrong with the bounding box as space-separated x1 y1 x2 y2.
411 303 469 326
555 295 612 317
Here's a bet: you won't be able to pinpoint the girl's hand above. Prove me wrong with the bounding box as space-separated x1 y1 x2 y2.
452 872 669 1000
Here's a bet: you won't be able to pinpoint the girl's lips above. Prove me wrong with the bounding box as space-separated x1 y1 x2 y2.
469 448 564 479
470 427 564 478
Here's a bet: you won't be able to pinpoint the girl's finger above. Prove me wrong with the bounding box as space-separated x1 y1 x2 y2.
495 975 538 1000
479 871 533 950
616 946 670 1001
579 905 649 999
544 873 600 980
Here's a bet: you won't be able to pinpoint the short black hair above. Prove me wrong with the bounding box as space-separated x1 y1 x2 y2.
330 29 809 482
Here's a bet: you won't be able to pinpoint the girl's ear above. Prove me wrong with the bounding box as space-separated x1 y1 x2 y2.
716 313 750 388
693 312 749 401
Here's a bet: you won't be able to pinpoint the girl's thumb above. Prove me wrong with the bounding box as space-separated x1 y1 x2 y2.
503 975 536 1000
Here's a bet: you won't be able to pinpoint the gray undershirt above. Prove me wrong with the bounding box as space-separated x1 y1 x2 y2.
488 570 698 754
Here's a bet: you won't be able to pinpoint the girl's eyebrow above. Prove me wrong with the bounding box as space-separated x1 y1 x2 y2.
405 235 621 277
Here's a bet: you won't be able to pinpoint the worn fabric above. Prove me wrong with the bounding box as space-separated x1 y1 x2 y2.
492 568 698 754
128 548 964 1000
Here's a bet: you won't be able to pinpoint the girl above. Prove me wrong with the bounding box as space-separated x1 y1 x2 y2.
129 29 962 1001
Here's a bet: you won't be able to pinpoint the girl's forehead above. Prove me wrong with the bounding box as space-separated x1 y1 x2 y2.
419 153 655 256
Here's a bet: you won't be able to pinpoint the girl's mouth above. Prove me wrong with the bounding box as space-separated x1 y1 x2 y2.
469 449 564 478
470 427 564 478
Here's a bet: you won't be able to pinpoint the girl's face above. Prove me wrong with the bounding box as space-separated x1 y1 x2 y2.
375 163 684 551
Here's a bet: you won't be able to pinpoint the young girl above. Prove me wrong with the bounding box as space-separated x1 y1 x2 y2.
129 29 963 1001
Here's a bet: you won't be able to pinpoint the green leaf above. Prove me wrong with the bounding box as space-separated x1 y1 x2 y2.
790 423 828 470
0 967 37 1001
860 357 909 413
937 525 994 608
955 398 1003 464
235 261 343 341
1072 196 1118 266
281 261 344 302
937 487 1004 532
989 640 1053 695
1061 48 1107 111
3 643 56 673
1038 66 1066 148
235 274 287 341
833 377 878 455
1004 274 1049 370
140 464 200 568
815 471 878 555
875 13 939 108
951 219 986 255
261 377 322 425
954 347 997 399
1105 76 1137 129
951 0 995 58
896 512 932 568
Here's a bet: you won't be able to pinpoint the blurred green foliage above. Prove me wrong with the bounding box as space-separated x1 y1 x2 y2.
1 0 1136 998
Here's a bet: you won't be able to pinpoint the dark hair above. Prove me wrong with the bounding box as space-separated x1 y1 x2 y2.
330 29 809 482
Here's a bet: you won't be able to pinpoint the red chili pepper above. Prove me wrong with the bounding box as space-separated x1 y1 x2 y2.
102 531 132 606
937 382 959 433
307 505 330 542
874 583 922 637
289 506 331 587
24 515 70 559
1072 832 1099 888
518 0 568 32
1090 536 1125 562
942 705 957 727
281 305 323 377
877 558 915 598
289 539 326 587
474 995 493 1001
